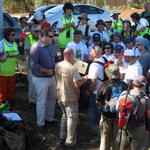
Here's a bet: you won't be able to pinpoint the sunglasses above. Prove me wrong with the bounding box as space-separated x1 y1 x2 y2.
104 47 111 49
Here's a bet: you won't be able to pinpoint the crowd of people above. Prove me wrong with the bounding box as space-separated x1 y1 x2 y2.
0 1 150 150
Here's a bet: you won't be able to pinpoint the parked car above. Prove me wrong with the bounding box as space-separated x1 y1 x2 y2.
33 4 57 14
27 4 57 25
3 12 22 40
44 4 110 34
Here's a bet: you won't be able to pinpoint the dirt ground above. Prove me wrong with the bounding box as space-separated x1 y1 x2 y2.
13 74 100 150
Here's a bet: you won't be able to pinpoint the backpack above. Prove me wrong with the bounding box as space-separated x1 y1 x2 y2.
93 56 111 82
103 81 124 113
117 91 144 129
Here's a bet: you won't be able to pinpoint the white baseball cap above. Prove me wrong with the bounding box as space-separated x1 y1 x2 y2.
124 49 134 56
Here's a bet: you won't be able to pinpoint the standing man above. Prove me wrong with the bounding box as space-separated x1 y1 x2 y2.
30 28 58 127
88 46 105 142
124 50 142 84
0 28 19 108
24 25 41 104
57 2 77 58
66 30 88 61
119 75 150 150
111 10 123 33
55 48 87 147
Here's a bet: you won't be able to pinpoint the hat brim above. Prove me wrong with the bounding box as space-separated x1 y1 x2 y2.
110 13 121 17
105 67 120 79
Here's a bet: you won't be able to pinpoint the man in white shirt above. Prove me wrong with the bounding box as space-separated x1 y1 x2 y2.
88 46 105 142
124 50 142 84
66 30 88 61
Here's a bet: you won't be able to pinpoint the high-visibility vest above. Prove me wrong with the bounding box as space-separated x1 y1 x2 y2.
27 34 37 46
111 18 123 32
0 40 18 76
106 28 115 37
138 27 150 36
58 15 75 48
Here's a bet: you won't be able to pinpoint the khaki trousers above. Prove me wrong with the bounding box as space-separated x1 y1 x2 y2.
58 101 78 145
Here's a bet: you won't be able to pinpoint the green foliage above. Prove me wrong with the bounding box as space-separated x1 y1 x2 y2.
128 0 146 9
3 0 34 13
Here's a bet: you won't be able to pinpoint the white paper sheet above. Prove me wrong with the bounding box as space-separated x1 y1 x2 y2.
2 112 22 121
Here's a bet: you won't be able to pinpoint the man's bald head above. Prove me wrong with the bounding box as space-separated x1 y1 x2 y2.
64 48 74 55
63 48 74 62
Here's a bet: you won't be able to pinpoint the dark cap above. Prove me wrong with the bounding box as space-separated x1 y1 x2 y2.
92 33 101 41
96 19 105 27
113 45 124 53
124 36 135 43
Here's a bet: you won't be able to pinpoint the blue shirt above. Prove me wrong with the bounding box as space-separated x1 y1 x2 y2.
30 40 59 77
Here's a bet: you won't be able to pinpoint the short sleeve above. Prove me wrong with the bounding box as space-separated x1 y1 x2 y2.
73 68 81 81
139 18 149 28
88 63 100 79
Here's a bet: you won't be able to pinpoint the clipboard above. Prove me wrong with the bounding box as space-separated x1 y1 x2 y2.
73 59 88 74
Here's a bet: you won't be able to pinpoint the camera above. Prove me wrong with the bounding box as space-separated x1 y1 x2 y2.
66 31 70 38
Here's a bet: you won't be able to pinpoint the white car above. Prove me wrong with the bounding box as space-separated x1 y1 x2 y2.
45 4 110 34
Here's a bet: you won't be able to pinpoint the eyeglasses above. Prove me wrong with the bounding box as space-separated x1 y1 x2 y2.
47 35 54 38
104 47 111 49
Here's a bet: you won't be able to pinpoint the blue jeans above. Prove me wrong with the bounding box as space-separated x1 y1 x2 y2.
88 93 101 126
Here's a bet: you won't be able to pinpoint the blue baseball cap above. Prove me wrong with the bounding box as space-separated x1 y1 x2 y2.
92 33 101 41
113 45 124 53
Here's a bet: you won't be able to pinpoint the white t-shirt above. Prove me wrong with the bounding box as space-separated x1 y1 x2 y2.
119 57 129 74
137 18 149 30
77 24 91 37
88 57 105 94
103 53 116 62
66 41 88 60
77 24 92 45
124 60 143 84
93 31 110 42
